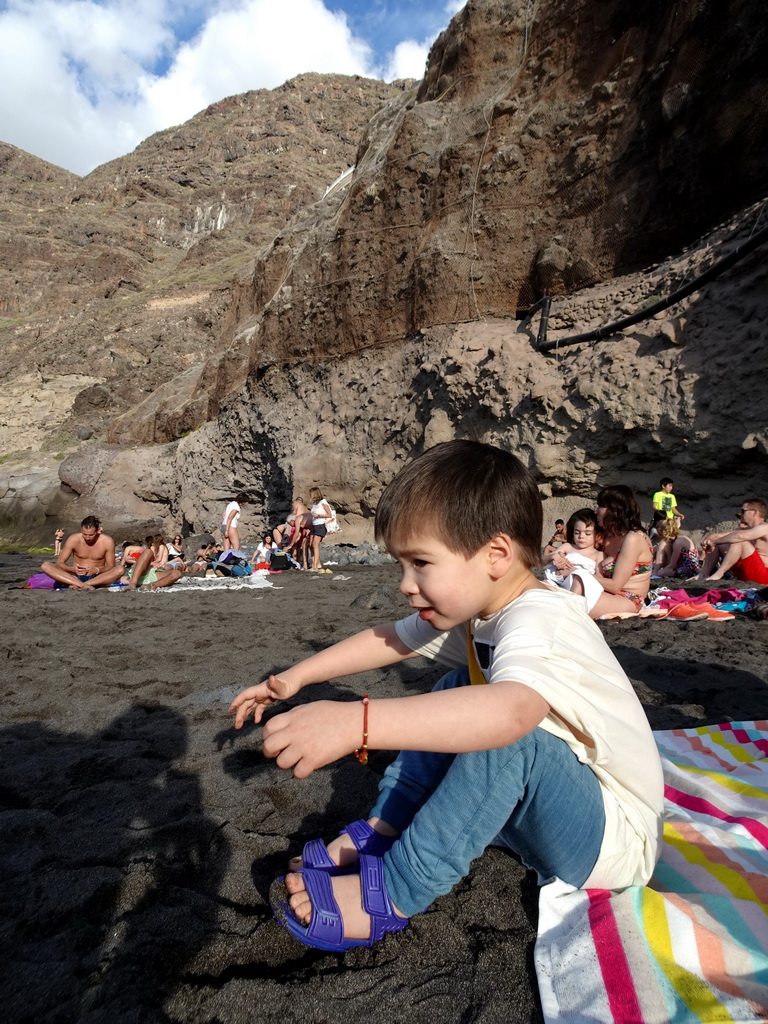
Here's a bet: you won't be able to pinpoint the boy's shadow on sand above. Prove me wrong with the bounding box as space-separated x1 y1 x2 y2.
0 704 226 1023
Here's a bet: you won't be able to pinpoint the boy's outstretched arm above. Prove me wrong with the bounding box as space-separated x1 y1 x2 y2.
262 680 550 778
229 622 416 729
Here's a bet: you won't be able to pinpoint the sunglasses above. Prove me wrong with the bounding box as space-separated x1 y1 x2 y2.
738 508 754 515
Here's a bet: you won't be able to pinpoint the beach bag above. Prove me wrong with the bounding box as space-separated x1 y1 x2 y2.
213 553 251 577
218 549 245 564
229 562 252 577
27 573 56 589
270 552 289 571
326 505 341 534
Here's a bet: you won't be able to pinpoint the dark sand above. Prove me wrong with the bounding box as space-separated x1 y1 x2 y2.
2 553 767 1024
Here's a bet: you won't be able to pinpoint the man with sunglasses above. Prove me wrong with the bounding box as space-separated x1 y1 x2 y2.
696 500 768 583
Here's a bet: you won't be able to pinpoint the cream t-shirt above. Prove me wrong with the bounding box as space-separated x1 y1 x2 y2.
395 585 663 888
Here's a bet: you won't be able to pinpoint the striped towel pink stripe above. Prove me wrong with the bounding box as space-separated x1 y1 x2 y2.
535 721 768 1023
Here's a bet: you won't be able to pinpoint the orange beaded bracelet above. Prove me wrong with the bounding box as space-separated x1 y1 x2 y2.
354 695 370 764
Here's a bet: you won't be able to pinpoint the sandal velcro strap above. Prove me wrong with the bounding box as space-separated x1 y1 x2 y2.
299 870 346 948
359 853 390 918
344 819 396 858
300 837 336 872
299 819 396 874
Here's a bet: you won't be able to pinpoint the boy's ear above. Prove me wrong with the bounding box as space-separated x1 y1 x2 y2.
487 533 517 577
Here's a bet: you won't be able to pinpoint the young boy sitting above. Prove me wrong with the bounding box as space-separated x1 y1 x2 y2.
230 441 664 953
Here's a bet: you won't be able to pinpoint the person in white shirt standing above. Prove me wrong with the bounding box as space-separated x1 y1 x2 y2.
222 493 249 552
308 487 333 572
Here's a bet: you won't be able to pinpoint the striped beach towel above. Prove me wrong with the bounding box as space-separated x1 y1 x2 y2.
535 721 768 1023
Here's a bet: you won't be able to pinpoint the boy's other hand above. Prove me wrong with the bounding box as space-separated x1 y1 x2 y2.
229 675 298 728
262 701 358 778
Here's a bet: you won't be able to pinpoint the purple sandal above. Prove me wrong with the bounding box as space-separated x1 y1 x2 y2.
274 853 409 952
297 819 396 874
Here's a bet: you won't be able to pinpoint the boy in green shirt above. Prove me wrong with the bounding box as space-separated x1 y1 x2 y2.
652 477 684 526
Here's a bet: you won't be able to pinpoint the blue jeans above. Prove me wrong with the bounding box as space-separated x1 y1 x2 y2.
370 668 605 916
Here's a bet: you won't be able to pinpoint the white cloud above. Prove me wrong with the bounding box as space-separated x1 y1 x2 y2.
380 1 466 82
384 38 430 82
0 0 458 176
141 0 373 136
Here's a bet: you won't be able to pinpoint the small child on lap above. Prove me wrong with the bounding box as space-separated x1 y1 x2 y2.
230 441 664 952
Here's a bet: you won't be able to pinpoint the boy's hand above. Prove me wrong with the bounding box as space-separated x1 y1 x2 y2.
552 553 573 574
229 675 299 728
262 701 359 778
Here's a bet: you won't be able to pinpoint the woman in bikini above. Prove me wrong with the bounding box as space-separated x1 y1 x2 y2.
570 485 652 618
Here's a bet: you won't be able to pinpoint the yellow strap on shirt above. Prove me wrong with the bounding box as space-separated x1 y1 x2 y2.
467 622 487 685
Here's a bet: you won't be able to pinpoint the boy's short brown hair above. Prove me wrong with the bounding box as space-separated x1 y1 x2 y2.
375 440 542 568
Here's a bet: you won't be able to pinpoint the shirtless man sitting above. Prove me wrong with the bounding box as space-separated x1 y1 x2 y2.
39 516 125 590
696 499 768 584
542 519 566 559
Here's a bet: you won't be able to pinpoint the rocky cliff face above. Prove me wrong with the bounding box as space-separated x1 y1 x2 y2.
2 0 767 545
0 74 407 442
105 0 768 449
164 200 768 543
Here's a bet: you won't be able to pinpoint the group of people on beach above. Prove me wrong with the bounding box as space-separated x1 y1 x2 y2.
219 489 337 572
541 478 768 619
266 490 337 572
39 485 340 589
39 520 185 591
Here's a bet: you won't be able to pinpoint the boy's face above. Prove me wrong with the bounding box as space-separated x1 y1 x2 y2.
662 482 673 493
572 521 595 549
390 532 511 630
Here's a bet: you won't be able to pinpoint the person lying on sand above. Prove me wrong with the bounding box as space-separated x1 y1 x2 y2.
696 499 768 584
122 547 182 591
230 441 663 954
186 544 215 572
39 516 125 590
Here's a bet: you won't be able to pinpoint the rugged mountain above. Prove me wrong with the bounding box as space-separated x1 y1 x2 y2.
0 74 408 452
2 0 767 545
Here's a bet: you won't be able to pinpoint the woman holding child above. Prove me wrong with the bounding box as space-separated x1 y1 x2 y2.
543 509 603 609
568 485 653 618
230 443 662 954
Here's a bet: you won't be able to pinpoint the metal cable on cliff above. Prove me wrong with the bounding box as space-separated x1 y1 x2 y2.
535 219 768 354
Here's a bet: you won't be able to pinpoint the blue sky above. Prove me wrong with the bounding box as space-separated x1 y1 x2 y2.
0 0 463 176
